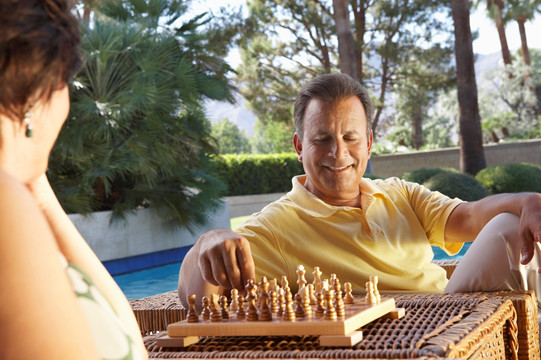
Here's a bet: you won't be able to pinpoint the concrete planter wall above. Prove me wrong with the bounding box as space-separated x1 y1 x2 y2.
69 202 230 274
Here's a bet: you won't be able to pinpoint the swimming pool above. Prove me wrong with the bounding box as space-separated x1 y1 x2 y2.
113 243 471 299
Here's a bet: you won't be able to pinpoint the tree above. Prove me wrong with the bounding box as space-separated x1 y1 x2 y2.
333 0 358 79
451 0 486 175
49 0 234 231
211 118 251 154
237 0 454 141
250 120 295 154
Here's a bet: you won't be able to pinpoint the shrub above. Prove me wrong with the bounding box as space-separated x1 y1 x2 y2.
475 163 541 194
212 153 304 196
423 172 487 201
400 167 459 184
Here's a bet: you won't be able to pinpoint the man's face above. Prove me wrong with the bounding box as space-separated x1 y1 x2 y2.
294 96 372 206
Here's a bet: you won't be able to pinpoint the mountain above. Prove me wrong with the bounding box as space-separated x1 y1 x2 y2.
204 51 510 136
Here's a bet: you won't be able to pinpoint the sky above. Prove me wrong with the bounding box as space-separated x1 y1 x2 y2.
188 0 540 58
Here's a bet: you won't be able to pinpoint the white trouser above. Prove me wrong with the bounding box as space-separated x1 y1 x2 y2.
444 213 541 307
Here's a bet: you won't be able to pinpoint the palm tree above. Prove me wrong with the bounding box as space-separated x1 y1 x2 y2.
479 0 513 64
507 0 541 66
49 0 235 230
451 0 486 175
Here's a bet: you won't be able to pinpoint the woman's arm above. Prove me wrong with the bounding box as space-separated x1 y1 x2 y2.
26 174 147 358
0 173 99 359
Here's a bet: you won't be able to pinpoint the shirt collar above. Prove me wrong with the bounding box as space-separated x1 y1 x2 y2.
288 175 385 217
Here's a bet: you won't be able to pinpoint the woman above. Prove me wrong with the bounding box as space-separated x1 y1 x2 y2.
0 1 147 358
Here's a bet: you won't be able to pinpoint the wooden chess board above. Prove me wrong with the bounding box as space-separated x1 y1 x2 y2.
162 297 401 347
160 267 404 347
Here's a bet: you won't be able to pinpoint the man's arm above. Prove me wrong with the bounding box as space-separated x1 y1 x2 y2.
445 192 541 265
178 229 255 308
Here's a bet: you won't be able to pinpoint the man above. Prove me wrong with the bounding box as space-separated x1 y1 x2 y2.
178 73 541 308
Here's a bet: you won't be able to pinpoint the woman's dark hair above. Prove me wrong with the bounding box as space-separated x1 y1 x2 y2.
294 73 373 141
0 0 82 121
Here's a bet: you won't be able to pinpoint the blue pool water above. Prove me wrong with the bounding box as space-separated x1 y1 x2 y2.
114 243 471 299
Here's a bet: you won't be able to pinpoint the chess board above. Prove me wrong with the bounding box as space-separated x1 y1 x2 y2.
160 266 404 347
168 297 396 337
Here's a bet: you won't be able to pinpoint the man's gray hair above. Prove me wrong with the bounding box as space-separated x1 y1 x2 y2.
294 73 373 141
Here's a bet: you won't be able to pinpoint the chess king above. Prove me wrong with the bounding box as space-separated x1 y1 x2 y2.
178 73 541 310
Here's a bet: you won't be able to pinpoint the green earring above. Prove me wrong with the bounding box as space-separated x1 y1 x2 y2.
24 110 33 138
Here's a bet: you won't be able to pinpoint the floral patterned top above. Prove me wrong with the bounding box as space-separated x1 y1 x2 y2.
60 254 143 360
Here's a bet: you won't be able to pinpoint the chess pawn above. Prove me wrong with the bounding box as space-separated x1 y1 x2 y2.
258 292 273 321
294 293 305 318
308 283 317 305
201 296 211 320
370 275 381 303
229 289 239 313
334 287 345 318
282 288 296 321
315 291 325 318
219 295 230 320
236 295 246 319
210 294 223 322
302 287 312 317
270 289 279 313
246 296 258 321
323 289 337 320
276 288 285 317
343 282 355 304
186 294 199 323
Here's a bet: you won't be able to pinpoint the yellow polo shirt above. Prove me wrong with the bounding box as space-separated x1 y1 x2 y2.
235 175 464 294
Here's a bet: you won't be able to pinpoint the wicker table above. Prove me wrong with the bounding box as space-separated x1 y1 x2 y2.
137 293 530 359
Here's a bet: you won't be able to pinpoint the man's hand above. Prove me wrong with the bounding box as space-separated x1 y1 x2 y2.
178 228 255 308
197 229 256 291
518 193 541 266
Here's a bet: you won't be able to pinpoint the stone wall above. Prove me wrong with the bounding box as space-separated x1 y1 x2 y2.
371 139 541 178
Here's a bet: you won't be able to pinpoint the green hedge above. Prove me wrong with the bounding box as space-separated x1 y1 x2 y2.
475 163 541 194
212 153 304 196
214 157 541 198
422 172 487 201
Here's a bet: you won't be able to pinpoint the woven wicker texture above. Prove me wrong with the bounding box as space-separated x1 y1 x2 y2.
130 291 186 336
143 293 519 359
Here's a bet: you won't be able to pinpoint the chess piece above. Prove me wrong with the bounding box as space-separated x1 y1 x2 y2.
334 283 345 318
219 295 230 319
236 295 246 319
270 289 279 313
294 293 305 318
315 291 325 317
210 294 223 322
186 294 199 323
343 282 354 304
370 275 381 303
365 281 377 305
247 297 258 321
308 283 317 305
281 275 289 290
276 288 285 317
302 287 312 317
201 296 211 320
229 289 239 313
312 266 323 293
296 265 307 298
282 287 296 321
324 289 337 320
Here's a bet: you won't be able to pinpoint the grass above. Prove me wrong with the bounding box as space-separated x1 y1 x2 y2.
230 215 249 230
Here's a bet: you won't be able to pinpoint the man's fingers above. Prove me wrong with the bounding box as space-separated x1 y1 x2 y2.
520 229 535 265
237 242 255 289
